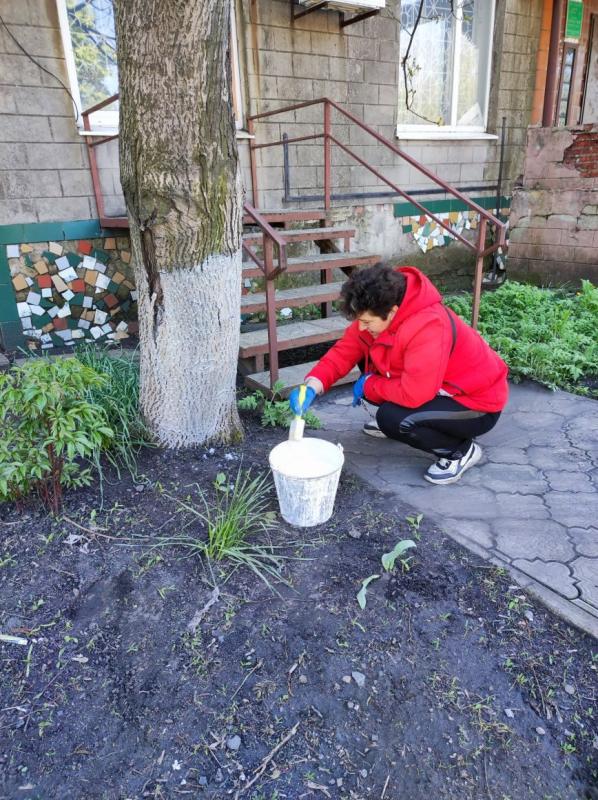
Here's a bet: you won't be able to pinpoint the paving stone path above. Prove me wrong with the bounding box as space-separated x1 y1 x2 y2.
314 381 598 638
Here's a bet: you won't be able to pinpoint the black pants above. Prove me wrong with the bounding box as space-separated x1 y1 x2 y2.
374 396 501 459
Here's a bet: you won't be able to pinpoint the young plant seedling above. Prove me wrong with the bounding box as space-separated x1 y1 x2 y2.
356 539 417 608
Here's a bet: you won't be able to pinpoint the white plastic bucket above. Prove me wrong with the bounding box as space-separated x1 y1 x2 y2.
269 438 344 527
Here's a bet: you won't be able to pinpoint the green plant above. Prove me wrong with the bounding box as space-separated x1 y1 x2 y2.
357 539 417 608
238 380 321 430
75 346 152 477
445 280 598 396
405 512 424 540
157 470 288 589
0 358 113 512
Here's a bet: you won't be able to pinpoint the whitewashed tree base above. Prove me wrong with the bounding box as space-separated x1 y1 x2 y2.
137 250 242 448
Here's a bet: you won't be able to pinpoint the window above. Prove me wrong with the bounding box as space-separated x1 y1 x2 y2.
397 0 495 135
57 0 119 129
57 0 245 131
557 46 577 126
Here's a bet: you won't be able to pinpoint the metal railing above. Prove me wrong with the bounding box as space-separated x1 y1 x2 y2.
247 97 508 328
81 93 128 229
242 202 288 383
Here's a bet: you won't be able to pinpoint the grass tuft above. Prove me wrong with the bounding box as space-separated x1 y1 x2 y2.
156 470 289 591
75 345 153 478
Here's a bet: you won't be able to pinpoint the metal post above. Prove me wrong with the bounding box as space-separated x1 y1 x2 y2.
83 113 105 221
247 117 259 207
324 100 331 212
263 235 279 387
472 218 487 330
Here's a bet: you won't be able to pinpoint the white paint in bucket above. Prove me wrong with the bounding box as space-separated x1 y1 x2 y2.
269 437 344 527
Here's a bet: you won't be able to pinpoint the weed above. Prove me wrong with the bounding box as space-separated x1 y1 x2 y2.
445 280 598 396
357 539 417 608
0 552 16 568
182 631 208 678
405 512 424 540
238 380 321 429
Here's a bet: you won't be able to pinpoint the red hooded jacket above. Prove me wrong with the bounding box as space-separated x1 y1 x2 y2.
306 267 509 412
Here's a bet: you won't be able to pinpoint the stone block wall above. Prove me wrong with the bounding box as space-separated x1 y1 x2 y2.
508 125 598 284
0 0 100 224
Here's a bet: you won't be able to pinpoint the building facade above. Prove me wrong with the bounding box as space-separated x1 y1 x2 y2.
0 0 596 351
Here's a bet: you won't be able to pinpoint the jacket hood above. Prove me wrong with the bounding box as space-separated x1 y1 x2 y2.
394 267 442 325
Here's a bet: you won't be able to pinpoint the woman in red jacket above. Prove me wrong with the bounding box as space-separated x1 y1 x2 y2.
289 264 509 485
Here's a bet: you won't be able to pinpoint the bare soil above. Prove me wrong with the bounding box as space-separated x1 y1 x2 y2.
0 418 596 800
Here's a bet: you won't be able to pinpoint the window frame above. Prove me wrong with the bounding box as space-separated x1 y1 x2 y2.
396 0 496 139
56 0 246 133
556 44 578 126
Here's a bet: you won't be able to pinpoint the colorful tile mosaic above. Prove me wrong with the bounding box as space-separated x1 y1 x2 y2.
402 210 480 253
7 237 138 350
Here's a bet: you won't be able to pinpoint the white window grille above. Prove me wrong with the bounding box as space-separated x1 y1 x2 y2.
397 0 495 134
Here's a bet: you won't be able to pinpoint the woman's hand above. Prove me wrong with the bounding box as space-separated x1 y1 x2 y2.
289 384 317 416
352 373 372 407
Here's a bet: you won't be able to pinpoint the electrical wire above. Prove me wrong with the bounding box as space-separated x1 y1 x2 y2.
0 11 80 122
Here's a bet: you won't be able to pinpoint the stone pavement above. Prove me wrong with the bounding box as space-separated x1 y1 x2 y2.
314 381 598 639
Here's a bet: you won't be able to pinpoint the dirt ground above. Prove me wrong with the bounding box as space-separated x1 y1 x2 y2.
0 417 596 800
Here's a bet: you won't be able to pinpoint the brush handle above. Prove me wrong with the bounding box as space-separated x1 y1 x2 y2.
297 384 307 415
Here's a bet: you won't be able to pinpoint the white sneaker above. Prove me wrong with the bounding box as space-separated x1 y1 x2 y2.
424 443 482 485
363 419 387 438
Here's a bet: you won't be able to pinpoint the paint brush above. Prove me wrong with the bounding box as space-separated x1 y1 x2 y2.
288 384 306 442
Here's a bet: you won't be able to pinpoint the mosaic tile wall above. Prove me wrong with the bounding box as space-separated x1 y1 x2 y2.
8 237 138 350
402 209 482 253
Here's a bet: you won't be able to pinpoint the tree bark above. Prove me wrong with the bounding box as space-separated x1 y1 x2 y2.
114 0 243 447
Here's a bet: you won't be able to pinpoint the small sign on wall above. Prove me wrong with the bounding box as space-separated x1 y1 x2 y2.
565 0 584 42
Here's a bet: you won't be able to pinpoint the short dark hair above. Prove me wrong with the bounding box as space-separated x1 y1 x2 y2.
339 264 406 320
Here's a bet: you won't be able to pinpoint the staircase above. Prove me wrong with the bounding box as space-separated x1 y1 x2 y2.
239 207 379 395
80 95 507 395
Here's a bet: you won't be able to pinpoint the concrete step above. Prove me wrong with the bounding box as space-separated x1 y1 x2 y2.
241 281 343 314
242 226 355 247
244 359 360 396
241 251 379 279
239 315 348 358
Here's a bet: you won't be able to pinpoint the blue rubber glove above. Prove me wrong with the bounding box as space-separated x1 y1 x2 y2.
352 373 372 407
289 384 316 416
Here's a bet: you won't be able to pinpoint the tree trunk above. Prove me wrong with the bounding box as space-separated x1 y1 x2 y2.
114 0 243 447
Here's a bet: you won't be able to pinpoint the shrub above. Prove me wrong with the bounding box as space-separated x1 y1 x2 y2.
445 280 598 395
0 358 113 512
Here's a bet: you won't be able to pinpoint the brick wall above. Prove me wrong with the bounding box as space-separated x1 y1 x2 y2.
508 125 598 284
0 0 119 225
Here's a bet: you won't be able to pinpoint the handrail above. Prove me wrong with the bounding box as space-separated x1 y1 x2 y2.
247 97 508 326
81 92 120 116
81 93 127 227
242 202 288 265
242 201 288 383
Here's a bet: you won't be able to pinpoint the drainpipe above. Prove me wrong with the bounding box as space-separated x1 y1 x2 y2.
542 0 564 127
